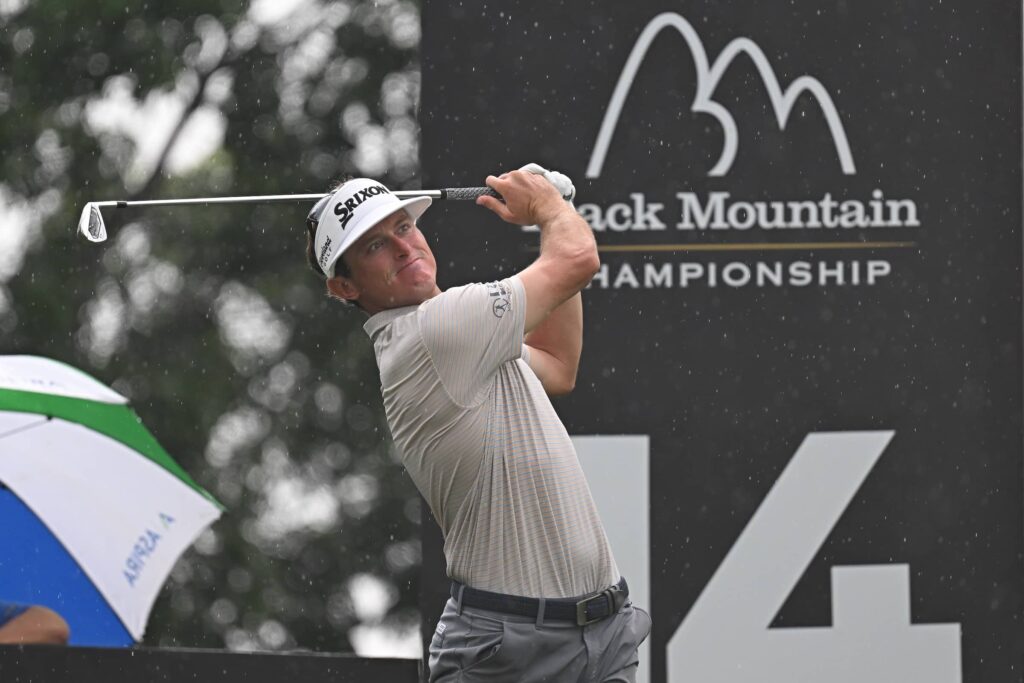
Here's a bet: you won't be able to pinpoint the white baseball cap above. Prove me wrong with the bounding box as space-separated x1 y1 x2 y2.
308 178 432 278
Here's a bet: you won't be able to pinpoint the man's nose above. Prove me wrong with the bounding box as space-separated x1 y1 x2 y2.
391 234 413 257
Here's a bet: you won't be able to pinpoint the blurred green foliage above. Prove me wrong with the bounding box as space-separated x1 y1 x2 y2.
0 0 423 653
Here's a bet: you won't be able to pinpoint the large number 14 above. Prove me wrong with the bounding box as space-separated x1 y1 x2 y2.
576 431 963 683
668 431 962 683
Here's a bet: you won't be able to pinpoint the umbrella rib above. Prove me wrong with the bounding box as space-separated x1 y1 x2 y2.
0 415 50 441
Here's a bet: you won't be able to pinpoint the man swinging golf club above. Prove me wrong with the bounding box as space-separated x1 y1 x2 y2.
305 164 650 682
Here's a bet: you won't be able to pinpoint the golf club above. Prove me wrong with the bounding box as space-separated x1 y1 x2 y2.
77 186 503 244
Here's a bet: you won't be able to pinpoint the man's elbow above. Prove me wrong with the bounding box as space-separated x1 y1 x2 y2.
40 617 71 645
1 607 71 645
546 374 577 397
566 248 600 289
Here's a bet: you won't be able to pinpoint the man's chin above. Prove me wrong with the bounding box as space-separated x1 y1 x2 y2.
398 268 436 291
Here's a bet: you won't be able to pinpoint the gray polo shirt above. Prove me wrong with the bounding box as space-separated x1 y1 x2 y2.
364 275 619 598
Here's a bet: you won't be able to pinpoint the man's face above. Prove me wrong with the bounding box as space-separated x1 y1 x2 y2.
329 209 440 314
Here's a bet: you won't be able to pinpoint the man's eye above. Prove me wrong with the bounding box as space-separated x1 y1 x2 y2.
397 223 411 233
368 240 383 252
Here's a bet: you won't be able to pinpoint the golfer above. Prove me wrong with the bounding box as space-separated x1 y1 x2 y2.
305 166 650 682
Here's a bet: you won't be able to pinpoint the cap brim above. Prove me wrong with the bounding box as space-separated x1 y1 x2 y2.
323 196 433 278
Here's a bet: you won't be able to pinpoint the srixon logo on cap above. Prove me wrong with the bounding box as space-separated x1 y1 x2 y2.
333 184 390 229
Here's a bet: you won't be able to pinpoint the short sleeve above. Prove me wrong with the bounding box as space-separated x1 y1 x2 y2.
418 276 526 406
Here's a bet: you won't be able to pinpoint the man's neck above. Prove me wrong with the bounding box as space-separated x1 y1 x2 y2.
362 286 442 316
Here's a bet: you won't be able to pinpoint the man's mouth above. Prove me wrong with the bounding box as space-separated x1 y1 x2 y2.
396 257 422 275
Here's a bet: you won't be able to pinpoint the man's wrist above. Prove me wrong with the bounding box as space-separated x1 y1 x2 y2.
533 195 575 227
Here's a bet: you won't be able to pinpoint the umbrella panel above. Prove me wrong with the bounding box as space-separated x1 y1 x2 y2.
0 387 214 500
0 357 221 646
0 416 221 641
0 487 133 646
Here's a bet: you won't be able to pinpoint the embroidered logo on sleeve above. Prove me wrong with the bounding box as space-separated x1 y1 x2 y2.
486 281 512 318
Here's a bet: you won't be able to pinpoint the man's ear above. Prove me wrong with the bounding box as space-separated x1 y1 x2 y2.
326 276 360 303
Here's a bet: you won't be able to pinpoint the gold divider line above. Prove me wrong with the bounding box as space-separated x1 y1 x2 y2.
596 241 917 253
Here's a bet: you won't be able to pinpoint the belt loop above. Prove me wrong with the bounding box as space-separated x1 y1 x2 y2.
456 584 466 616
535 598 546 627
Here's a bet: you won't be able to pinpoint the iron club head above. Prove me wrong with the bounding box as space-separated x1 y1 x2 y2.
78 203 108 243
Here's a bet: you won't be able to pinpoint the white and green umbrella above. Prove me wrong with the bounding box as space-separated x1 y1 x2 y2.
0 355 223 645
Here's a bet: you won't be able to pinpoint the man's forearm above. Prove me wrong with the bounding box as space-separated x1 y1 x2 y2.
480 171 598 334
536 205 598 280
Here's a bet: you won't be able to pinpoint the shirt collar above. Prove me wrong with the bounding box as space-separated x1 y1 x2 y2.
363 304 419 339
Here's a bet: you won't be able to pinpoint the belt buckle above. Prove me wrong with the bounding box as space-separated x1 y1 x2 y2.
575 589 614 626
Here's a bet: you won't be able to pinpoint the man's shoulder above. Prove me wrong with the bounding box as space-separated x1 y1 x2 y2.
418 278 521 327
418 282 477 315
363 304 420 340
423 278 520 308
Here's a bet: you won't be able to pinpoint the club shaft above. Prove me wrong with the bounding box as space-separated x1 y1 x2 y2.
91 188 494 209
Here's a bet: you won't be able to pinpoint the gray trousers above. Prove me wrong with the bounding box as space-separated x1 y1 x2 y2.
427 594 651 682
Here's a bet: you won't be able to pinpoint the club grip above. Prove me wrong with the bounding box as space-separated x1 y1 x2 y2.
443 186 502 201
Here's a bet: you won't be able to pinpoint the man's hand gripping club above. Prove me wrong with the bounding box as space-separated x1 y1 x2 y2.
476 168 573 228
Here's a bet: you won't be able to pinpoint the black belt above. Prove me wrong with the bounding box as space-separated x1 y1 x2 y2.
450 578 629 626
